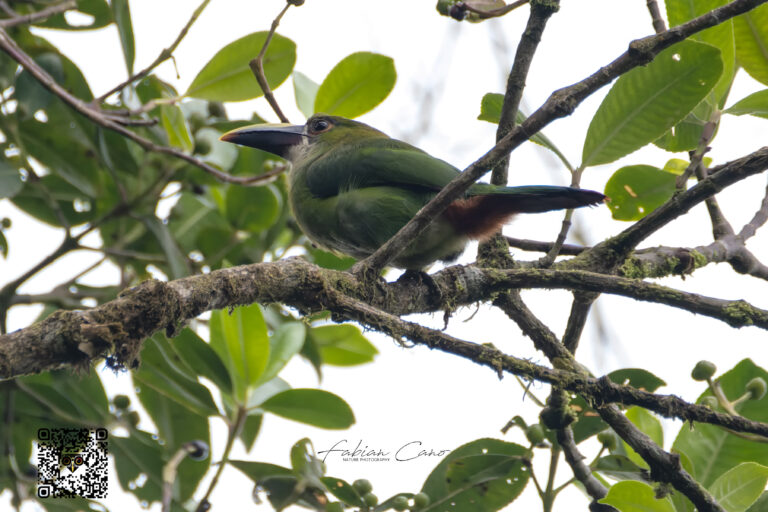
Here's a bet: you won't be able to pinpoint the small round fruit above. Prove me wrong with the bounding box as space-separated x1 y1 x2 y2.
113 394 131 410
700 396 719 409
597 430 618 451
413 492 431 509
353 479 373 495
363 492 378 507
392 495 409 511
525 424 546 445
746 377 767 400
691 361 716 381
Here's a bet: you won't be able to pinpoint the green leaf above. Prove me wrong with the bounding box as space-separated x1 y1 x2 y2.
258 322 306 384
478 93 573 170
225 184 281 231
734 4 768 86
230 460 292 481
239 413 262 451
12 175 95 227
608 368 666 392
15 53 63 115
709 463 768 512
594 454 648 482
666 0 736 105
422 438 529 511
314 52 396 118
725 89 768 119
261 389 355 429
746 492 768 512
169 328 232 395
33 0 113 30
478 92 504 123
186 32 296 102
293 71 319 118
134 334 219 417
135 384 210 502
310 324 378 366
623 407 663 469
111 432 165 502
0 161 23 199
209 303 270 402
673 359 768 487
321 477 365 507
582 40 723 167
654 98 717 152
604 165 677 221
111 0 135 74
308 246 356 271
600 481 676 512
140 215 190 279
160 105 193 152
290 438 325 490
435 453 529 511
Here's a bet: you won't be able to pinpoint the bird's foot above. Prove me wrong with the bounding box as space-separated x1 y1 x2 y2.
398 269 444 305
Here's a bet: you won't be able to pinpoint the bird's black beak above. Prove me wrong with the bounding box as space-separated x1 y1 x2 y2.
219 124 306 159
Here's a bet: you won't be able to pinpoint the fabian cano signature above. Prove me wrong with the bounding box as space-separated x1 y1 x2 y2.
317 440 450 463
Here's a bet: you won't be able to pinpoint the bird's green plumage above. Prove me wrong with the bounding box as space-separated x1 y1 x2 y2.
220 114 605 269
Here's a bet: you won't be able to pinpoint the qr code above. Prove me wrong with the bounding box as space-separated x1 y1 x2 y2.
37 428 108 499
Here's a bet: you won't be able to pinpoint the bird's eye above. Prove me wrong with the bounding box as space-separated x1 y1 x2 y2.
310 118 331 133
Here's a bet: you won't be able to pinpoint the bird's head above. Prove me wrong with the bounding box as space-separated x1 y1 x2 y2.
220 114 386 162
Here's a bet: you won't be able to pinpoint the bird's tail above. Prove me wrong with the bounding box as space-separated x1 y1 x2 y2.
443 185 605 239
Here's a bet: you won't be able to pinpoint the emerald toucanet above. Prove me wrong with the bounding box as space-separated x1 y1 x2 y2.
221 115 605 269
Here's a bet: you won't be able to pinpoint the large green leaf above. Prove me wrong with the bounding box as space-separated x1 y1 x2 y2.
186 32 296 102
314 52 396 118
434 454 529 511
33 0 113 30
293 71 320 118
0 161 23 199
135 384 211 502
734 4 768 86
709 463 768 512
582 40 723 167
666 0 735 105
111 0 135 74
209 303 270 402
600 481 676 512
225 184 281 231
257 322 306 385
604 165 677 221
310 324 378 366
725 89 768 119
673 359 768 487
607 368 666 392
111 430 165 503
134 334 219 417
12 175 95 227
422 438 529 512
140 216 190 279
170 328 232 395
160 105 193 152
261 389 355 429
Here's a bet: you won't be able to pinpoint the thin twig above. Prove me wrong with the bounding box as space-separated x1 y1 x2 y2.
556 427 612 506
95 0 212 103
505 236 586 255
738 183 768 240
249 3 292 123
0 0 76 28
646 0 667 33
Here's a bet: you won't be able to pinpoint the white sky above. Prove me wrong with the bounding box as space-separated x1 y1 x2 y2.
2 0 768 510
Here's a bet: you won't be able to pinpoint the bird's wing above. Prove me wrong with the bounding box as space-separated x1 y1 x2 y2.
305 138 461 198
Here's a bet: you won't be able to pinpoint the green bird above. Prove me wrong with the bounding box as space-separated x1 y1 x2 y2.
221 114 605 270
